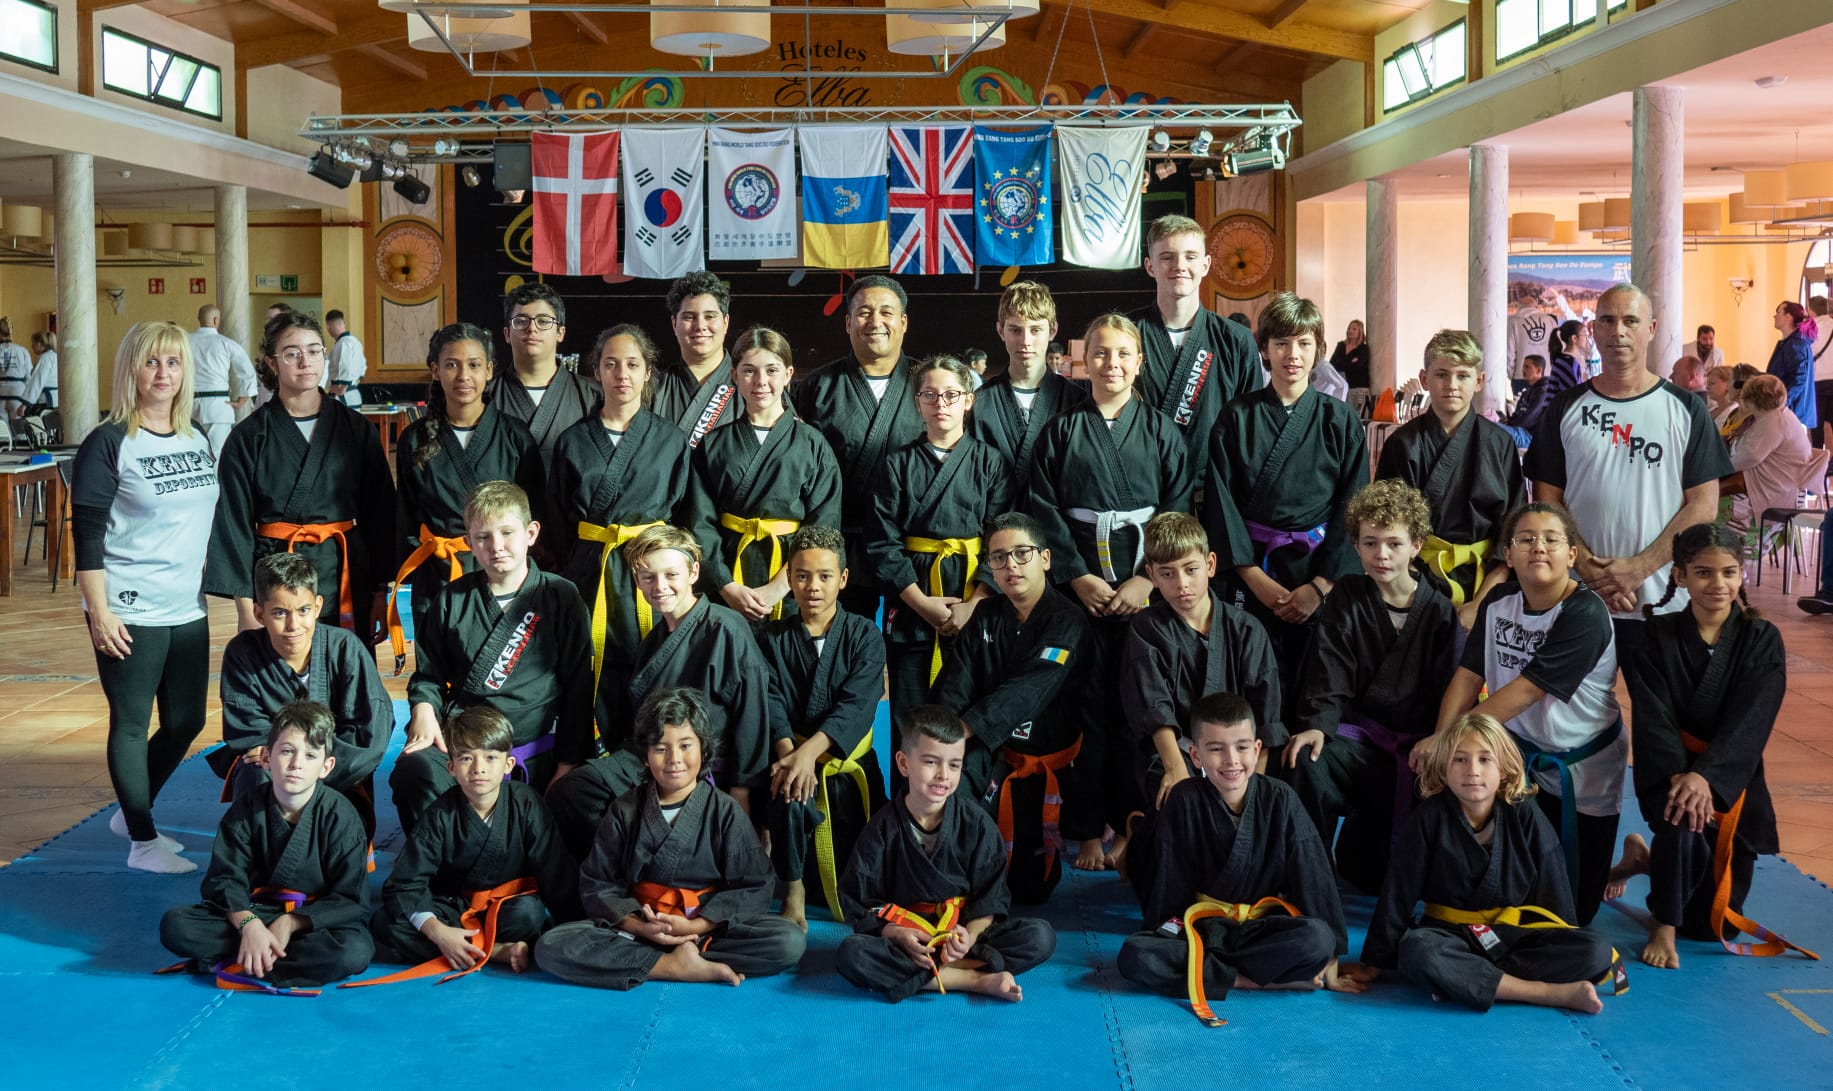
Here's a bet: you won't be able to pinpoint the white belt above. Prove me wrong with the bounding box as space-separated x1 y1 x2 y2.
1066 505 1156 583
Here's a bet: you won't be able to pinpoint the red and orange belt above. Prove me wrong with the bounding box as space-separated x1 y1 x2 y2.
1182 895 1302 1027
1680 731 1819 960
996 738 1081 885
341 877 541 988
873 896 967 993
387 523 470 674
257 520 358 629
633 881 719 920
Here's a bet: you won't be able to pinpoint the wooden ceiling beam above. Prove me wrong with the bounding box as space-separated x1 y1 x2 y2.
1216 41 1257 70
356 43 426 81
74 0 142 11
1122 24 1157 59
251 0 338 37
1030 4 1065 44
1263 0 1310 29
1036 0 1369 62
239 14 401 68
567 11 610 44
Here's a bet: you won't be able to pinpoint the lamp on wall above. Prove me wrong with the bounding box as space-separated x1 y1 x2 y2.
1728 276 1753 305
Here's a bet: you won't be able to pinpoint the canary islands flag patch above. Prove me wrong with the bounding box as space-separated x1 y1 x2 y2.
1040 646 1070 665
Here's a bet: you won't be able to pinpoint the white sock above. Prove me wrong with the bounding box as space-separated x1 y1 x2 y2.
127 839 197 874
110 808 184 852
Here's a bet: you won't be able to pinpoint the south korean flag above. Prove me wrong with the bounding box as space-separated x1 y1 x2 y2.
621 126 707 279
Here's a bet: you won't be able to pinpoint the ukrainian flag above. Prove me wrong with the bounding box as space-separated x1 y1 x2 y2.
799 125 889 269
1040 646 1071 665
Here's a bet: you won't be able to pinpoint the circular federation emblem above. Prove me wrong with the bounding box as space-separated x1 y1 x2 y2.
724 163 779 221
987 175 1038 232
644 188 684 228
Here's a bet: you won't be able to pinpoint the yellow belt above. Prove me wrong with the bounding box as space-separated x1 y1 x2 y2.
1425 903 1629 994
902 535 981 684
802 728 875 922
577 520 664 691
718 512 801 621
1418 536 1492 606
1183 895 1302 1027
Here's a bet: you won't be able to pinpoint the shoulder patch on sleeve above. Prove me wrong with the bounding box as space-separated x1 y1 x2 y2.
1039 646 1070 665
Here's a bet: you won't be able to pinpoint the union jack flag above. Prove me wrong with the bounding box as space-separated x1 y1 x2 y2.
889 125 975 275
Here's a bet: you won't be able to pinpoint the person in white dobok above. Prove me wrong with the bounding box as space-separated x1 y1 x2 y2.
188 304 258 460
324 310 367 407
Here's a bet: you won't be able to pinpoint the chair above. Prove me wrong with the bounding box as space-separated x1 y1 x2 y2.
20 459 73 590
1756 446 1832 594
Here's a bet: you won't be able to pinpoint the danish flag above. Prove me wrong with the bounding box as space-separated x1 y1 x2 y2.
531 130 620 277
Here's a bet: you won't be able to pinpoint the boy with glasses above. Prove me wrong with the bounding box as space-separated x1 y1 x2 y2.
489 282 600 474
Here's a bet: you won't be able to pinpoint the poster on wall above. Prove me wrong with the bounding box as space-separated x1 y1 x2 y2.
1506 254 1629 318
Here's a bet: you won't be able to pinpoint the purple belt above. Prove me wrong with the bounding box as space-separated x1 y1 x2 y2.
1337 715 1423 833
508 734 556 781
1244 519 1325 574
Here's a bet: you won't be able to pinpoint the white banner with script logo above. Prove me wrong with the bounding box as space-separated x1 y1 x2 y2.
1056 124 1150 270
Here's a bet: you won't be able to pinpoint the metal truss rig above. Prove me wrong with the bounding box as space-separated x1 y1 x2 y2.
301 103 1302 163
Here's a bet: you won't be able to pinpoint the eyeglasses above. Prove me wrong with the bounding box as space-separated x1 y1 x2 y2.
1509 533 1569 549
509 315 559 332
277 346 327 365
916 390 967 406
987 546 1040 569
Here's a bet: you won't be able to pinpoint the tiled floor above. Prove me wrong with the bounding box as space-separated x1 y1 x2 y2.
3 526 1830 880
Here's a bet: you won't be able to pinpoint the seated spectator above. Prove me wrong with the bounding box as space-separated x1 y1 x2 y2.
1502 354 1551 448
1705 364 1737 429
1669 355 1707 397
1722 374 1815 550
1720 364 1764 443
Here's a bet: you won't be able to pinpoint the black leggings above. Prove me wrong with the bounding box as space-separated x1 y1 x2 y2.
96 617 210 842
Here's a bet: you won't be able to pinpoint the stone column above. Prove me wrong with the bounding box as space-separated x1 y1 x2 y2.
1469 144 1510 416
215 184 250 350
1366 178 1399 394
1632 85 1684 377
53 153 96 443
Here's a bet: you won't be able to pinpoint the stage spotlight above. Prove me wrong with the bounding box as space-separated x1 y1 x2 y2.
393 174 432 205
307 148 355 189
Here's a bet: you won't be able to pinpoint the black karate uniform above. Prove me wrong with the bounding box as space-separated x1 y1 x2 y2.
205 398 396 640
1128 304 1265 493
1287 574 1457 891
546 410 691 740
1629 609 1783 940
791 354 926 618
683 413 841 610
373 780 579 961
968 371 1089 498
487 366 600 478
759 609 887 900
390 564 593 835
160 787 374 987
1204 386 1368 715
536 781 806 989
1118 775 1344 1000
837 793 1057 1001
930 587 1095 903
393 404 545 638
651 355 740 448
865 435 1013 735
1363 792 1615 1011
217 624 394 837
1028 398 1195 830
1374 410 1525 605
547 596 771 861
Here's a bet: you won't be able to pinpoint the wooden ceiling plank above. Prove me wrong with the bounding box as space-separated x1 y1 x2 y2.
238 13 400 68
357 42 426 81
1216 41 1257 69
1122 23 1157 59
1031 4 1065 44
567 11 610 44
250 0 337 37
75 0 142 11
1263 0 1309 29
1036 0 1368 62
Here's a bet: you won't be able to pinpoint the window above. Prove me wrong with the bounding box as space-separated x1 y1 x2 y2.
0 0 56 73
1497 0 1629 64
1382 20 1466 113
100 28 221 120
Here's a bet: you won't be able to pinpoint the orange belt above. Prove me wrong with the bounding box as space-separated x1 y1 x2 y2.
633 881 719 920
996 738 1081 878
1183 895 1302 1027
387 524 470 674
1680 732 1819 960
257 520 358 629
340 877 541 988
873 896 967 993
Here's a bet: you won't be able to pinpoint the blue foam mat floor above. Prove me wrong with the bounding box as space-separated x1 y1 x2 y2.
6 701 1832 1090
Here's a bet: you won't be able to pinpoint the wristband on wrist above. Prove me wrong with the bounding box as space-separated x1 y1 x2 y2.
235 911 259 931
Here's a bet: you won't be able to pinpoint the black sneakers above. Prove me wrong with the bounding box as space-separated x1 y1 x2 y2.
1799 596 1833 616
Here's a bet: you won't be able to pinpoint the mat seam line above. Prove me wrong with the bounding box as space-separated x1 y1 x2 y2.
616 980 668 1091
1074 890 1136 1091
127 990 231 1091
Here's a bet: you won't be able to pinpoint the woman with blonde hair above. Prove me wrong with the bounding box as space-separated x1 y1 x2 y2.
72 322 219 873
1358 712 1621 1014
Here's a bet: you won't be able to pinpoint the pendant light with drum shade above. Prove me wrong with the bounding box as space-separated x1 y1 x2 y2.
1506 212 1554 245
127 222 175 252
1783 161 1833 203
382 1 532 55
902 0 1037 22
2 203 42 246
650 0 771 61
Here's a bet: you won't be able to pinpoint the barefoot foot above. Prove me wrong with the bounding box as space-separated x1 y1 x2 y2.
1111 812 1143 880
1639 924 1681 969
1103 832 1130 872
964 970 1024 1002
493 940 532 973
1552 981 1604 1014
1604 834 1649 900
1074 837 1109 871
655 942 744 985
780 879 809 932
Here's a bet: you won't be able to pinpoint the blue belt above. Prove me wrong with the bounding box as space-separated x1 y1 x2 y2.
1510 717 1623 894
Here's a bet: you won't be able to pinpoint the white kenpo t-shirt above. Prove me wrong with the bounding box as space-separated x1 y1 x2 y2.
71 421 218 626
